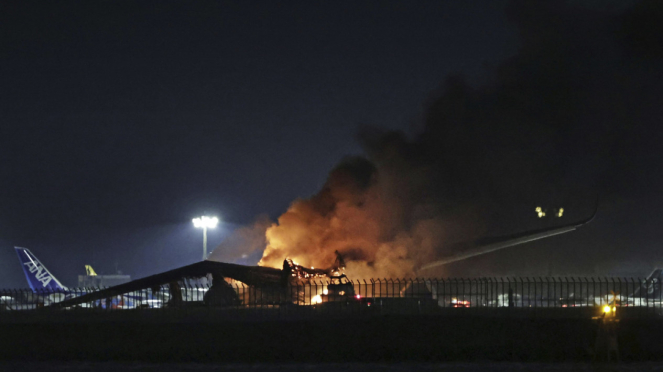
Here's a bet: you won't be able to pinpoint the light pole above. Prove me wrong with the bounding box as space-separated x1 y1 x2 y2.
192 216 219 260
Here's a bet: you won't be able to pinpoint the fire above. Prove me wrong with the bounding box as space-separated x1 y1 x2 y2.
257 157 440 278
285 258 327 279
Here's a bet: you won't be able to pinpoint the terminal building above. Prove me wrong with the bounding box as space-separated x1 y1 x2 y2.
77 265 131 288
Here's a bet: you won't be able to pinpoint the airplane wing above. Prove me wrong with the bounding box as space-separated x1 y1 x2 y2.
417 203 597 272
55 260 282 308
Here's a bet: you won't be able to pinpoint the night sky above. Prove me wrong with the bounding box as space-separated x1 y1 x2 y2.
2 1 662 287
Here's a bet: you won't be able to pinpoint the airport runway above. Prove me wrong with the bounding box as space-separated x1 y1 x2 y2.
1 363 663 372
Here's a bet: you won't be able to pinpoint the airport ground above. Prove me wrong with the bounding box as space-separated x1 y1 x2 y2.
2 312 663 364
3 362 663 372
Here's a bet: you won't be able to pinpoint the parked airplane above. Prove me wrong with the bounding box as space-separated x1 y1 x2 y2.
595 269 663 307
14 247 161 309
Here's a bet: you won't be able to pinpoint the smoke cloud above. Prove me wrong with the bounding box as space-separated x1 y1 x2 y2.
216 0 663 278
207 215 271 264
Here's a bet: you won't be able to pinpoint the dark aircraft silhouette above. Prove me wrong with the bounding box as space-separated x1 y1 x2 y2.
56 205 596 308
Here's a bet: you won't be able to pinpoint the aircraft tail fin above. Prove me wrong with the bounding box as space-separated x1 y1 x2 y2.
85 265 97 276
14 247 67 291
629 268 662 298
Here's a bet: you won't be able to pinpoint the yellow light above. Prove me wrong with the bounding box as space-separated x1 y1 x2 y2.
612 306 616 312
558 208 564 217
535 207 546 218
323 288 328 295
603 305 611 313
312 295 322 304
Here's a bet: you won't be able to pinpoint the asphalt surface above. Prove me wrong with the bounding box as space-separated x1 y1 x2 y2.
1 363 663 372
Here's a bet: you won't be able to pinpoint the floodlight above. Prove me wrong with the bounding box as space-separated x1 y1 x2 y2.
192 215 220 260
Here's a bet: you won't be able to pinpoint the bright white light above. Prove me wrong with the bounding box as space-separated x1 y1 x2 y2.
192 216 219 229
312 295 322 304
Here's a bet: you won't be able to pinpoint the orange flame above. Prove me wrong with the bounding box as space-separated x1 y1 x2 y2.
257 158 442 278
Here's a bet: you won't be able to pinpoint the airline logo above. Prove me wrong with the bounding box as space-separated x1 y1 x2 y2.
15 247 65 291
23 260 53 288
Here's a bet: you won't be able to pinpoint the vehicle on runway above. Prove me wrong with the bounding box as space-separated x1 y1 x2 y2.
319 275 360 302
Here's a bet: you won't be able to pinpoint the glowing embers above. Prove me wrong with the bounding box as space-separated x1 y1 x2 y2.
451 298 470 308
286 258 328 279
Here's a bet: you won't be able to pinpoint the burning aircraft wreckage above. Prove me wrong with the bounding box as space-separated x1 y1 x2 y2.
55 206 595 310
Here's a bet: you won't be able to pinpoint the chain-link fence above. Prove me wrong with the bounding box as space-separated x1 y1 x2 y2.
1 277 661 319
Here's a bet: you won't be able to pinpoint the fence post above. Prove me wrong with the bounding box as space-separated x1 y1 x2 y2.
616 277 622 312
550 277 555 308
497 278 503 308
629 277 635 310
506 277 518 307
638 276 644 317
532 276 543 308
370 279 375 301
658 274 662 316
440 278 445 307
562 276 573 306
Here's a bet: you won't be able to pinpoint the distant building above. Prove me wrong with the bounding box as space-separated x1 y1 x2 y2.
78 274 131 288
77 265 131 288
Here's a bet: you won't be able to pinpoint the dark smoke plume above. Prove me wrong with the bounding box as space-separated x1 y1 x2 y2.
208 215 271 263
216 0 663 278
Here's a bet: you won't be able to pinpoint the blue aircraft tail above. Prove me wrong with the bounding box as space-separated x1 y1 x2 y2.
15 247 67 291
